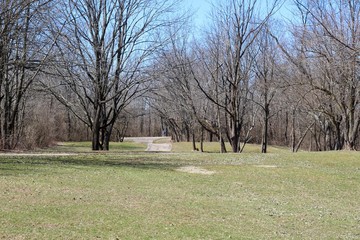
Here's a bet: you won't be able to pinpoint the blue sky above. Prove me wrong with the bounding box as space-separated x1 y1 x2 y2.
182 0 212 27
182 0 294 27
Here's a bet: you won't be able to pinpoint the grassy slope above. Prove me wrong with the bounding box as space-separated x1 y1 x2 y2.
0 142 359 239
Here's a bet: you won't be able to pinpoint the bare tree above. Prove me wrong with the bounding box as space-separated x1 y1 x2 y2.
274 0 360 150
0 0 55 149
193 0 280 152
253 24 283 153
150 23 200 148
43 0 180 150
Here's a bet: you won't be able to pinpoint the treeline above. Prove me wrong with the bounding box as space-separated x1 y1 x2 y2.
0 0 359 152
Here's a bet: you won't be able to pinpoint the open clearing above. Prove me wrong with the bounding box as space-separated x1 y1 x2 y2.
0 140 359 239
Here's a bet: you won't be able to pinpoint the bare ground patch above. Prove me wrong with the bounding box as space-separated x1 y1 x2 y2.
146 143 172 152
176 166 216 175
255 165 277 168
124 137 172 152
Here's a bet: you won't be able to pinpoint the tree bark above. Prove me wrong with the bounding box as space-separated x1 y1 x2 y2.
192 130 197 151
262 102 270 153
200 127 204 152
220 137 227 153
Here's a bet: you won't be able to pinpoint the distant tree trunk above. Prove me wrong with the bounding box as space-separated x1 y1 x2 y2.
284 111 289 145
291 109 296 152
229 120 241 153
261 103 269 153
185 124 190 142
200 127 204 152
67 109 72 141
148 109 151 137
92 107 102 150
220 137 227 153
192 130 197 151
295 122 315 152
344 140 356 151
92 129 101 151
312 124 321 151
334 116 343 150
103 128 112 151
325 120 332 151
140 114 144 136
343 104 359 150
209 131 213 142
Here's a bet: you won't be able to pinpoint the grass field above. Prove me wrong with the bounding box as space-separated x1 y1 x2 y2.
0 141 359 239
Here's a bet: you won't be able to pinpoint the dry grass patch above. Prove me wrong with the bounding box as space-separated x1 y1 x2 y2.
255 164 278 168
176 166 216 175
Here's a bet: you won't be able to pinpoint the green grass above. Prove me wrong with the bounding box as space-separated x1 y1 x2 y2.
172 141 287 153
0 142 359 239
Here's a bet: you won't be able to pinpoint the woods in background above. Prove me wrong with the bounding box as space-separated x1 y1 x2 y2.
1 0 359 151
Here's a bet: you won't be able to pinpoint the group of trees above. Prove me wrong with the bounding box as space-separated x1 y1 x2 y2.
1 0 181 150
0 0 56 149
150 0 360 152
0 0 359 152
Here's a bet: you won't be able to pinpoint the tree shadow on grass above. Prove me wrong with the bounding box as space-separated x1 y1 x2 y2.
54 158 181 171
0 153 185 176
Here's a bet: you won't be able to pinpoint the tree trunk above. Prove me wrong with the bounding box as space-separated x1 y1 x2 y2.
325 120 332 151
3 76 12 149
192 130 197 151
284 111 289 145
92 128 100 150
343 108 359 151
200 127 204 152
262 104 269 153
185 124 190 142
220 137 227 153
148 108 151 137
312 124 321 151
103 129 111 151
295 122 315 152
344 141 355 151
140 114 144 135
334 117 343 150
291 109 296 152
229 119 240 153
67 109 72 141
92 107 102 150
261 119 268 153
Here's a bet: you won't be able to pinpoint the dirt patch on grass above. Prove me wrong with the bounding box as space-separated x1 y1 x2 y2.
255 165 277 168
146 143 172 152
124 137 172 152
176 166 216 175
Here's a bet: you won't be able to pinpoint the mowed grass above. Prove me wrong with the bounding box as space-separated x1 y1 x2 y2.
46 141 147 153
172 141 287 153
0 141 359 239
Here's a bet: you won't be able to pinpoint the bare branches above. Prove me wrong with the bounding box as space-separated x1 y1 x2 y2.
42 0 182 150
0 0 56 149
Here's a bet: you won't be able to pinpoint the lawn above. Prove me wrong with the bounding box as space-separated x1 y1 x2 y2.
0 141 359 239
